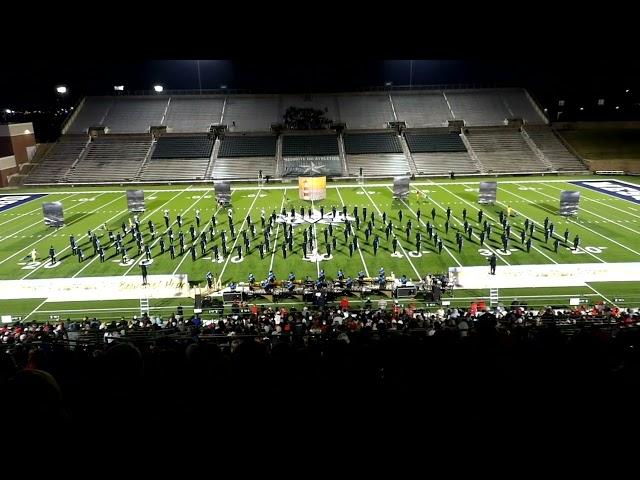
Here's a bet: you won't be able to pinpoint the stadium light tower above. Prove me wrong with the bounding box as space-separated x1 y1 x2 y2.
153 85 164 93
56 86 68 94
114 85 124 91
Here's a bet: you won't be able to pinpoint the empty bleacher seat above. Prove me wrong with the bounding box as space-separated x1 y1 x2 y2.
282 135 338 156
163 97 224 132
346 154 410 177
391 92 453 127
66 135 152 182
405 132 466 153
212 157 275 180
152 135 214 159
26 135 89 183
66 97 113 134
102 98 168 134
524 125 587 171
465 128 547 172
337 94 394 129
343 132 403 154
223 96 279 132
218 135 277 158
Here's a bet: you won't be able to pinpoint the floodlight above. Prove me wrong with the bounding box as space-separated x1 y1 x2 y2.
4 109 11 114
153 85 164 92
616 106 620 110
579 107 584 111
56 86 67 94
114 85 124 91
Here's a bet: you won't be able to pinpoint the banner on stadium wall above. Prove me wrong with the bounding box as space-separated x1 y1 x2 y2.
214 181 232 205
283 156 342 177
559 191 580 216
126 190 145 212
392 176 411 199
298 176 326 201
43 202 64 227
478 182 497 204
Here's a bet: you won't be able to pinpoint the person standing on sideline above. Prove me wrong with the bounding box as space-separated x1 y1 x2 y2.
489 253 497 275
31 248 37 264
141 263 148 285
49 245 56 265
206 271 213 289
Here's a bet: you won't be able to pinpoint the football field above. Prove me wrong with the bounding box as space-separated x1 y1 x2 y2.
2 175 640 321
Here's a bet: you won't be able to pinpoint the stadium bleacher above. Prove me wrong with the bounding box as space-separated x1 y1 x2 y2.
465 127 548 173
163 97 224 132
223 96 280 132
64 97 113 134
343 132 403 155
66 135 152 182
101 98 168 134
218 135 277 158
282 134 339 156
404 130 478 174
337 94 395 129
25 88 585 184
26 135 90 183
391 92 453 127
151 135 214 159
523 125 587 171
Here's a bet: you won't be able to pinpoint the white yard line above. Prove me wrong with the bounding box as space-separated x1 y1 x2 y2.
22 199 131 280
496 186 607 264
310 200 321 277
165 188 215 276
0 193 88 244
534 183 640 236
218 188 262 281
0 192 111 266
268 188 288 273
415 185 511 266
543 181 640 221
429 182 558 264
500 185 640 258
392 189 462 268
23 298 49 321
76 186 196 279
363 187 421 279
335 186 370 276
584 283 617 307
0 193 79 228
15 177 620 196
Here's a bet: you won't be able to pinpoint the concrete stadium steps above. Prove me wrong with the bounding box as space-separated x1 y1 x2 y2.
524 125 587 171
66 136 152 182
140 157 210 181
66 97 113 134
465 128 548 173
26 135 89 183
500 89 547 124
391 92 453 127
224 96 280 132
337 94 395 129
413 152 479 175
212 157 276 179
346 154 411 177
447 91 510 126
102 98 168 133
163 97 224 132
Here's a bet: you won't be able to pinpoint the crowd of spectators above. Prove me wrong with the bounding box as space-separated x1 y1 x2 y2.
2 298 640 431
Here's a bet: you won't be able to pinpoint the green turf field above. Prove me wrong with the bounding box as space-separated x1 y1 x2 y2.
1 174 640 320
